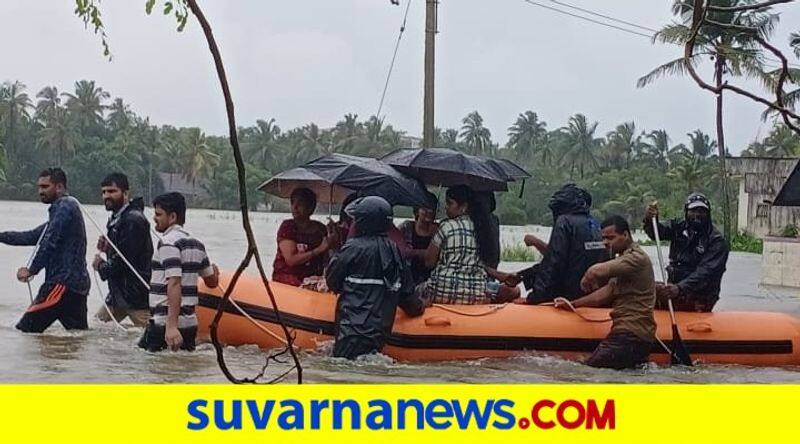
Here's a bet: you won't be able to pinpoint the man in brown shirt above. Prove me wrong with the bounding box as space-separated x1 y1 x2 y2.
555 215 656 369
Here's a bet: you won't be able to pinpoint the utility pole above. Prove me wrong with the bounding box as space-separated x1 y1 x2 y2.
422 0 438 148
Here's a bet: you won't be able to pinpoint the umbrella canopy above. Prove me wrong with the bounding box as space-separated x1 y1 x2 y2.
257 168 354 204
489 158 532 181
774 160 800 206
381 148 529 191
260 154 435 208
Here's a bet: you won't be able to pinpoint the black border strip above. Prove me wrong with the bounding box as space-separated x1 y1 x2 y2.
198 293 793 355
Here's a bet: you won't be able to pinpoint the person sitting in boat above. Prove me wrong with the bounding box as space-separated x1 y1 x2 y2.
272 187 331 287
325 196 425 359
399 200 439 285
473 191 501 269
328 192 409 255
555 215 656 370
326 192 358 251
417 185 519 305
500 184 608 304
643 193 729 312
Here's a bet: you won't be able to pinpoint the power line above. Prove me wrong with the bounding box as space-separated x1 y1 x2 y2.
376 0 414 119
521 0 653 39
547 0 659 33
523 0 800 69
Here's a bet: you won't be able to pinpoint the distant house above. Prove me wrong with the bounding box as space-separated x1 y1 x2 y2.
400 135 422 149
727 157 800 238
157 172 209 199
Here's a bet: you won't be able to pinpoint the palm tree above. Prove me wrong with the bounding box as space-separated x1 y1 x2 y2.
364 115 385 145
602 181 656 221
360 115 401 156
507 111 547 165
434 127 460 149
38 107 79 165
638 0 779 239
295 123 332 163
63 80 110 132
745 124 800 157
106 98 132 130
559 114 601 179
668 156 713 195
35 86 61 122
333 113 361 154
179 128 219 188
243 118 281 170
687 129 717 159
158 140 184 188
643 129 672 169
0 81 33 161
459 111 493 156
603 122 644 169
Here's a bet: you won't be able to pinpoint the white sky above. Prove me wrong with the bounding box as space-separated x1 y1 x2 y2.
4 0 799 153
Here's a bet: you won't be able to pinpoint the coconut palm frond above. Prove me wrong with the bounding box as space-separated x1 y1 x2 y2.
637 57 696 88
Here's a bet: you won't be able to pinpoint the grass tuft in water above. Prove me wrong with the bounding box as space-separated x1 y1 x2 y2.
501 244 539 263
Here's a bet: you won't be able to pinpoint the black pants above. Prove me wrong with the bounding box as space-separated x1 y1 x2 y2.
333 336 381 360
138 320 197 352
586 330 652 370
16 283 88 333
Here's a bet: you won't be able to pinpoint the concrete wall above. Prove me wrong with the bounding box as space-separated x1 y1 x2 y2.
762 237 800 288
727 157 800 238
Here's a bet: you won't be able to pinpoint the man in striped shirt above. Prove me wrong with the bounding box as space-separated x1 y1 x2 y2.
138 192 219 352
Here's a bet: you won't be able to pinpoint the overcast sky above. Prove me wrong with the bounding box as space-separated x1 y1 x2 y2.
4 1 799 153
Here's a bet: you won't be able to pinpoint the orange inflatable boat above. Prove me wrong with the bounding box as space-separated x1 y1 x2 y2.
197 272 800 366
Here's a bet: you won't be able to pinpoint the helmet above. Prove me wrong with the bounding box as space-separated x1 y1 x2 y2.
685 192 711 211
345 196 393 234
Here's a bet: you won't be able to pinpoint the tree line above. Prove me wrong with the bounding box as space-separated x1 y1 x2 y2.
2 78 798 227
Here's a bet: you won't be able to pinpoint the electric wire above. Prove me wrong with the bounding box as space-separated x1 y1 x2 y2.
376 0 414 119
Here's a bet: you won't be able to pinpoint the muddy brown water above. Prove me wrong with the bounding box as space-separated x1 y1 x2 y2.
0 200 798 383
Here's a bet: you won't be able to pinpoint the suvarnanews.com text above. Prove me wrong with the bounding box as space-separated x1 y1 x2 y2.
187 398 616 431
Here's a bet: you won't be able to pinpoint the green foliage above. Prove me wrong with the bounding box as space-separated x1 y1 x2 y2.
0 143 6 182
780 224 799 238
0 78 775 226
501 244 539 263
75 0 190 58
743 124 800 157
731 232 764 254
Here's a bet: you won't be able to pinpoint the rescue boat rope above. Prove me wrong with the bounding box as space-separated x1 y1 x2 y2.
91 267 128 331
216 283 292 348
432 303 509 317
551 298 675 356
79 203 150 289
551 297 611 323
23 223 48 303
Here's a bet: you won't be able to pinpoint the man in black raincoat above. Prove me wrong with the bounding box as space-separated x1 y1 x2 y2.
505 184 608 304
92 173 153 327
643 192 729 312
325 196 425 359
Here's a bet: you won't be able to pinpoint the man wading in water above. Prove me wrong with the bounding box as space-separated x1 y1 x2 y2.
139 192 219 352
556 215 656 370
93 172 153 327
0 168 91 333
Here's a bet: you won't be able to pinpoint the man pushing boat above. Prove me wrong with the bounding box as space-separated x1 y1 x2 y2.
555 215 656 370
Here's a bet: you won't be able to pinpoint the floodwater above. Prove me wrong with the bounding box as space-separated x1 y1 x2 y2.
0 199 798 383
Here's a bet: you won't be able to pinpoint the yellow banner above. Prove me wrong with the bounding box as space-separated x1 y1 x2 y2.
0 385 796 443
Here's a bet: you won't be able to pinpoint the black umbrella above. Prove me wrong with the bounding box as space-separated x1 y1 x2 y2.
774 160 800 206
489 158 532 181
296 154 436 208
381 148 529 192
